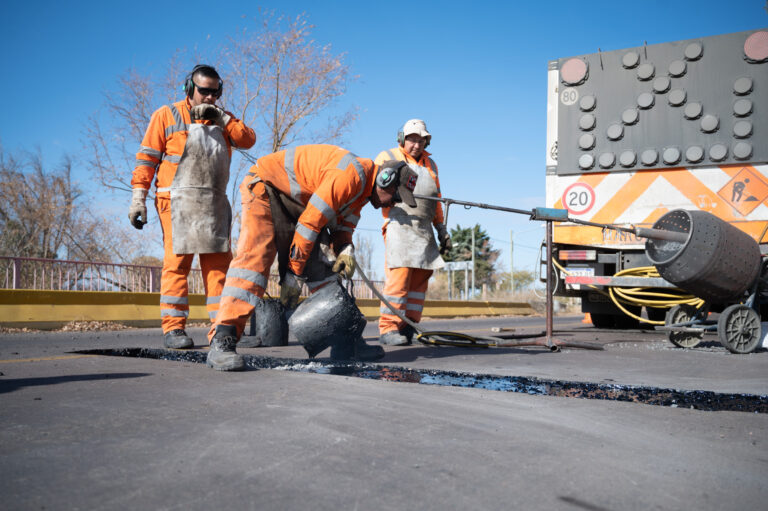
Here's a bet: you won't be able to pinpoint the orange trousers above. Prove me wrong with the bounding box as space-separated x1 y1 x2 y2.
156 196 232 334
378 266 432 334
208 178 277 340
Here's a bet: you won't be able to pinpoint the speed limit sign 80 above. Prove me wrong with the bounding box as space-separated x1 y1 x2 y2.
560 87 578 106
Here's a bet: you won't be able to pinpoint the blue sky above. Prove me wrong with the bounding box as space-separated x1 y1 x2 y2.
1 0 765 278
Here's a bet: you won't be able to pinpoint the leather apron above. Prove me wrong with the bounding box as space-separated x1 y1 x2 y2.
385 163 444 269
170 123 231 254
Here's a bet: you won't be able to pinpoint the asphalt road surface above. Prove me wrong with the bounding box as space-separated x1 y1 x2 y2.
1 314 766 511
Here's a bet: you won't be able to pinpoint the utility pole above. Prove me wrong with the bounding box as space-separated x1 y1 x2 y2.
471 227 476 299
464 265 468 300
510 229 514 292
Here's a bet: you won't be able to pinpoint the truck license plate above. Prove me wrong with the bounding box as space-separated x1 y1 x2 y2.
563 267 594 290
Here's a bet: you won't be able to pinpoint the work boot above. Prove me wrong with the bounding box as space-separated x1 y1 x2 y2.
331 337 385 362
379 330 409 346
207 325 245 371
400 325 417 345
163 329 194 349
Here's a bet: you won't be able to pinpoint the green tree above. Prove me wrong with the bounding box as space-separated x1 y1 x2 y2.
497 269 535 292
443 224 500 295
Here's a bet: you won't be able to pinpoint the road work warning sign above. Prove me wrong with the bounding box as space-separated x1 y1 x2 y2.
717 167 768 216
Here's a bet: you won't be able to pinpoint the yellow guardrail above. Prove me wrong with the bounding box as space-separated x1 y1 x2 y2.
0 289 535 330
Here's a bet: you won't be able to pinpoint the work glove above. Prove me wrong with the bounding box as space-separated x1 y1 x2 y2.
332 244 356 279
435 223 452 255
279 271 306 309
190 103 232 129
128 188 148 230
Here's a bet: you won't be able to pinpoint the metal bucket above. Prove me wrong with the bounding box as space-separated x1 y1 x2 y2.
288 280 366 358
645 209 761 303
239 298 288 348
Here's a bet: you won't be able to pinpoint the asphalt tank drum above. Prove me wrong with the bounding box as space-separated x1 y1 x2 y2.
645 209 762 303
288 280 366 358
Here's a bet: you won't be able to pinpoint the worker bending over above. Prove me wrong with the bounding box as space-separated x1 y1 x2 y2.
129 64 256 348
375 119 451 346
207 144 418 371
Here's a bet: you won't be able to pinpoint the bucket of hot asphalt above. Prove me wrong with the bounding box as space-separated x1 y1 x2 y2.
288 280 384 362
239 298 289 348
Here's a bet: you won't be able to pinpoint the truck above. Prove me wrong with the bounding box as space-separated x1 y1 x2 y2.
545 28 768 328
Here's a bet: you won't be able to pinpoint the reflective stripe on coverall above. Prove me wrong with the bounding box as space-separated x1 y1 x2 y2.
210 144 378 340
131 99 256 332
375 146 444 334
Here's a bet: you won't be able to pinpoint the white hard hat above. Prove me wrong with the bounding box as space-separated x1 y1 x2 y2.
399 119 431 146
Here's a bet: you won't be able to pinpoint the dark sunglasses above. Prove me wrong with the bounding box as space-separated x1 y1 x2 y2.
194 83 221 98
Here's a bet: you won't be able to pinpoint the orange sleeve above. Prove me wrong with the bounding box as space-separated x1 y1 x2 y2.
131 107 169 189
223 112 256 150
330 203 360 250
430 161 445 226
289 168 362 275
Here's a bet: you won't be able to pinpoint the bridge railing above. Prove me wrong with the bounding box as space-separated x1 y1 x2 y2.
0 256 384 299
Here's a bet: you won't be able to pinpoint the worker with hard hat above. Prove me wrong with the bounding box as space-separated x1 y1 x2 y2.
206 144 419 371
129 64 256 349
375 119 451 346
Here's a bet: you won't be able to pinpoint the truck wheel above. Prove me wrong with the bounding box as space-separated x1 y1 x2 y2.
718 304 761 354
590 311 640 329
590 313 616 329
614 309 640 330
666 304 703 348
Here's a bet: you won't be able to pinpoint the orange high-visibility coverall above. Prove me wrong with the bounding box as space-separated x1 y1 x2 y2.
132 98 256 333
211 144 378 339
375 147 444 334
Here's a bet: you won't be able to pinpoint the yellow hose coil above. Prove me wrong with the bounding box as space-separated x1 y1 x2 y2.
553 260 704 325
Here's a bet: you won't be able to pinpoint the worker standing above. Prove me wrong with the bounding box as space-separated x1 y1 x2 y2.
128 64 256 349
375 119 452 346
206 144 419 371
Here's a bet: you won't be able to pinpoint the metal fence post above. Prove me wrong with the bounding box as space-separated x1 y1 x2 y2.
13 258 21 289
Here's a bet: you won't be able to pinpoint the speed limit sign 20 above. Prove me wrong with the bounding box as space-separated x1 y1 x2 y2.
562 182 595 215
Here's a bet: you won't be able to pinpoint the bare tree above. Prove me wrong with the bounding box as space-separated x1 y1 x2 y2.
83 69 154 193
84 11 357 194
221 11 358 153
353 233 378 281
0 147 131 261
83 64 189 194
217 11 358 229
82 11 357 261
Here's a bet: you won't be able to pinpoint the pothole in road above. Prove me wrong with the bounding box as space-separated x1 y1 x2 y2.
74 347 768 414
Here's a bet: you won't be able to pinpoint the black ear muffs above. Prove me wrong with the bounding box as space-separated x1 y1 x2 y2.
376 167 396 188
182 64 224 98
376 161 406 188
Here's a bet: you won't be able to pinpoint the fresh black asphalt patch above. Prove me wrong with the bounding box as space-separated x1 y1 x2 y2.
74 347 768 414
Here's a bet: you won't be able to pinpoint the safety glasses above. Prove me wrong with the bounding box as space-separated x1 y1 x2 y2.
194 83 221 98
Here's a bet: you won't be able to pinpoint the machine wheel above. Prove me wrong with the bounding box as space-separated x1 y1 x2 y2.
666 304 704 348
717 304 761 354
